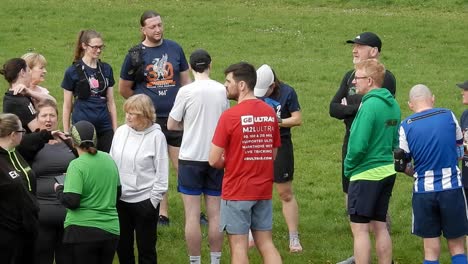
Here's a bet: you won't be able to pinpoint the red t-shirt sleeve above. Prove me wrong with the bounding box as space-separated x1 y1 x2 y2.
212 113 228 148
273 119 281 148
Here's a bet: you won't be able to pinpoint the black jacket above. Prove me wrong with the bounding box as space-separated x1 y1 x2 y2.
329 69 396 141
0 147 39 235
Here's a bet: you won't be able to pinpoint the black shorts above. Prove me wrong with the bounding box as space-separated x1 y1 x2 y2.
177 160 224 196
156 117 183 147
347 174 396 223
274 137 294 183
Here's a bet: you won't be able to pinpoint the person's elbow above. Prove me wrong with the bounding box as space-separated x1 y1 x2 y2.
208 155 223 169
208 156 218 168
167 117 181 131
119 79 134 99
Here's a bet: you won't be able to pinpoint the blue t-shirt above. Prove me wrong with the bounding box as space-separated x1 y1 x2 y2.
399 108 463 193
61 60 115 134
260 83 301 137
460 110 468 187
120 40 189 118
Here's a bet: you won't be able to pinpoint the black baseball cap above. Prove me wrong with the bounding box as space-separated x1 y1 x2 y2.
70 120 97 147
457 80 468 90
190 49 211 72
346 32 382 52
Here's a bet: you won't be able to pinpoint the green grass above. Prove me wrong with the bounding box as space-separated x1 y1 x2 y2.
2 0 468 263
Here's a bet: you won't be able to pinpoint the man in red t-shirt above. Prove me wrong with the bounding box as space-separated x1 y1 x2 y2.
209 62 282 264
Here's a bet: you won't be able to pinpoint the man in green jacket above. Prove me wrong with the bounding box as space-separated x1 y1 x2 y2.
344 59 400 264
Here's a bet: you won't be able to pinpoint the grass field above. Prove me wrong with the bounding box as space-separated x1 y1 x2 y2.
2 0 468 263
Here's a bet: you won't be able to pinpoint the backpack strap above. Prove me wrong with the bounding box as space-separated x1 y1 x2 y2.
73 61 91 100
127 44 145 83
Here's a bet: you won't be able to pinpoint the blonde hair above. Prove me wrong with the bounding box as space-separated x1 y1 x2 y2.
36 99 58 116
0 113 20 137
355 59 385 88
124 94 156 125
21 52 47 69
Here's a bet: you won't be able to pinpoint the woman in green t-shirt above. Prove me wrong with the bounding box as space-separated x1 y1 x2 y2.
55 120 120 264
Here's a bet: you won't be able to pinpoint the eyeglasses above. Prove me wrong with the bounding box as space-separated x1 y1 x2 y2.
15 129 26 134
87 44 105 51
354 76 369 80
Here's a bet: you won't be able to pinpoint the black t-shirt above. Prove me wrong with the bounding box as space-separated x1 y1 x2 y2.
460 110 468 187
32 143 75 203
3 91 37 133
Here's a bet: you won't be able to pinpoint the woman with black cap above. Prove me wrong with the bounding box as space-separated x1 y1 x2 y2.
55 120 120 264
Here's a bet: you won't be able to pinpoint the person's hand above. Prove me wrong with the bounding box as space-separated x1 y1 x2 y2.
11 83 29 95
54 183 62 192
52 130 68 141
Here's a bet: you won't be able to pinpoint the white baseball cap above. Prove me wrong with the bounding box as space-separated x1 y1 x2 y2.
254 64 274 97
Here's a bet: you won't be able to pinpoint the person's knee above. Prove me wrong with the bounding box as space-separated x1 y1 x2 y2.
278 186 294 202
448 237 466 255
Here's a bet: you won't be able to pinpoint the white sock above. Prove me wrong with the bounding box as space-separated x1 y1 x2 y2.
289 231 299 240
189 255 201 264
210 252 221 264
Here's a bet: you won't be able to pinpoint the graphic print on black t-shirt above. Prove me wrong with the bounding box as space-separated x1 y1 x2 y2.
145 53 176 92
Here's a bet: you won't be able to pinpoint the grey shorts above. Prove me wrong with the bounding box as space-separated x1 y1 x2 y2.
219 199 272 235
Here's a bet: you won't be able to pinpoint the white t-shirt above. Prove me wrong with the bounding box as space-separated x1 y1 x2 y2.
169 79 229 161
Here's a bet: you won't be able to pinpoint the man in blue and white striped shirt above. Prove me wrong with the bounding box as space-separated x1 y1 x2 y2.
399 84 468 264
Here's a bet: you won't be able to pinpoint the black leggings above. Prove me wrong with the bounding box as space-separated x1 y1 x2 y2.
68 238 118 264
117 199 160 264
35 204 67 264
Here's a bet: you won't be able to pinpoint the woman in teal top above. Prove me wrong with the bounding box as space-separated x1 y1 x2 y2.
55 120 120 264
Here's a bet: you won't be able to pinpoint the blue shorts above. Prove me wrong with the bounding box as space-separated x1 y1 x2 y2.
177 160 223 196
219 199 272 235
412 188 468 239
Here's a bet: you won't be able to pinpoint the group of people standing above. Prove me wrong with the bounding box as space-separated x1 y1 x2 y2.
330 32 468 264
0 9 303 264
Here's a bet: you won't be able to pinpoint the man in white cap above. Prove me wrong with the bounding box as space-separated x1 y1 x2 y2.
329 32 396 264
254 64 303 253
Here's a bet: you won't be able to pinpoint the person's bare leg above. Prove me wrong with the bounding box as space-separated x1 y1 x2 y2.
422 237 440 262
275 181 302 252
350 222 371 264
228 234 249 264
252 230 282 264
447 236 466 257
205 195 223 252
182 194 202 256
371 221 392 264
159 145 179 220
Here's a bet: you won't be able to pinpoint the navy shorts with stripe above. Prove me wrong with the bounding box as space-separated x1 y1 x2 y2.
412 188 468 239
177 159 223 196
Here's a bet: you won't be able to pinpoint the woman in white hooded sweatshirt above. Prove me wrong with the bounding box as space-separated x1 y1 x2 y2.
110 94 169 264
